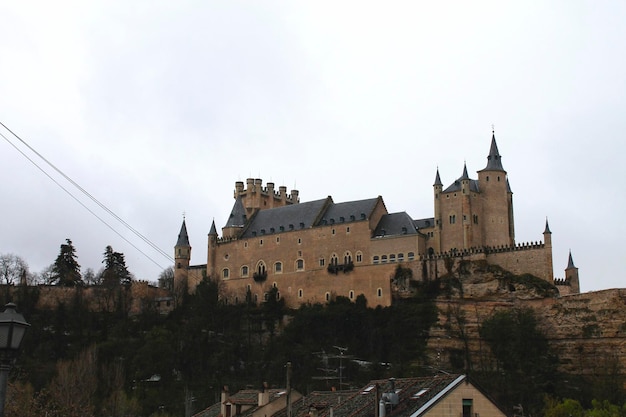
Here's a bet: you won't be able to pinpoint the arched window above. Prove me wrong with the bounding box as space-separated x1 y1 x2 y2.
344 251 352 264
274 262 283 273
330 254 338 265
408 252 415 260
256 262 266 275
349 290 355 300
373 256 380 264
325 292 331 302
377 288 383 297
298 289 303 298
222 268 229 279
241 265 249 277
389 254 396 263
381 255 388 263
356 251 363 263
296 259 304 271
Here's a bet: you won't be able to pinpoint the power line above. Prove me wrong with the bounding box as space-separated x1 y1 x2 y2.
0 121 173 269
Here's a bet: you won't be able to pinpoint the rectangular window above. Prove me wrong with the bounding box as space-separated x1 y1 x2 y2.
462 399 473 417
319 258 325 267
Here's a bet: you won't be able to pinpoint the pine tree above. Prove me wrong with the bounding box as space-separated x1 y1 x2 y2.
52 239 82 287
102 246 131 286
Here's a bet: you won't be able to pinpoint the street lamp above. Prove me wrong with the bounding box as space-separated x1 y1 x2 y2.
0 303 30 417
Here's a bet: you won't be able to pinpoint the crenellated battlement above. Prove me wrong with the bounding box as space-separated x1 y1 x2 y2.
553 277 572 286
419 241 545 261
234 178 299 206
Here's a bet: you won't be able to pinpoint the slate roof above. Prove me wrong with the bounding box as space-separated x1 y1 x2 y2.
209 220 218 236
433 169 442 187
319 198 380 226
240 198 331 238
413 218 435 230
479 134 505 172
176 220 191 247
567 251 576 269
225 196 248 228
442 178 480 194
373 212 418 237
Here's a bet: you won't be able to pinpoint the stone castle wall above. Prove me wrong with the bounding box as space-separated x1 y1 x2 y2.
418 242 553 283
4 281 173 315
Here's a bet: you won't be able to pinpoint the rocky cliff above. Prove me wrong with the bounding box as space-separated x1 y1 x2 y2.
421 260 626 376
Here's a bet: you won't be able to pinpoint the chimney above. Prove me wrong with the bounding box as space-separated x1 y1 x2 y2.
221 386 230 417
258 382 270 406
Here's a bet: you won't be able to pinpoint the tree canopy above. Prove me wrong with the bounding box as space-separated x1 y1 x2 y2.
51 239 82 286
101 246 132 286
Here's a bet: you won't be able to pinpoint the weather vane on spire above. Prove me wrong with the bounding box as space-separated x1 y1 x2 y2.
182 211 186 220
491 124 495 134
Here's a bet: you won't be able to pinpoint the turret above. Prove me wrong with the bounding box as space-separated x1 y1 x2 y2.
432 168 443 252
477 131 514 247
207 220 218 278
174 219 191 270
543 218 554 282
543 218 552 247
460 162 470 195
174 219 191 296
565 251 580 293
460 163 472 248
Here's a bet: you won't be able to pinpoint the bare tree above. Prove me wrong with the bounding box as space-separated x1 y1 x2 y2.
0 253 28 285
47 345 98 417
158 266 174 291
38 264 56 285
83 267 100 286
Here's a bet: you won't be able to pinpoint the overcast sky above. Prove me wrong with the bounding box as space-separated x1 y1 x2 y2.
1 1 624 292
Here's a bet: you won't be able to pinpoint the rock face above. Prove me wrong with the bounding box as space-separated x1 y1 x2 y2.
421 260 626 376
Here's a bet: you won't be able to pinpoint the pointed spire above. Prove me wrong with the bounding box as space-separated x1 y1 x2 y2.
209 219 218 236
461 162 470 180
434 167 443 186
544 218 551 234
567 250 576 269
176 219 191 247
481 131 505 171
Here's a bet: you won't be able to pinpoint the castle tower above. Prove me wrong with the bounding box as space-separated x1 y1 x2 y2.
174 219 191 292
207 220 218 278
543 219 554 282
460 163 473 249
432 168 443 253
565 251 580 293
477 132 515 247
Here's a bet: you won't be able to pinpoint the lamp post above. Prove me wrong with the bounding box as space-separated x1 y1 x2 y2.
0 303 30 417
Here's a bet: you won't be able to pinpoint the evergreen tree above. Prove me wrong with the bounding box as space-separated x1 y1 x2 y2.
52 239 82 287
102 246 132 286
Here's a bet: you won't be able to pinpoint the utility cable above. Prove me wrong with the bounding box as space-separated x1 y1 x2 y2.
0 122 173 268
0 121 173 262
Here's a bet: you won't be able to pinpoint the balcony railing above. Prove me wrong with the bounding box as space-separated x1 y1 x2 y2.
327 262 354 275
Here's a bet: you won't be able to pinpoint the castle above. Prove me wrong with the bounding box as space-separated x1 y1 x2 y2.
174 133 579 308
